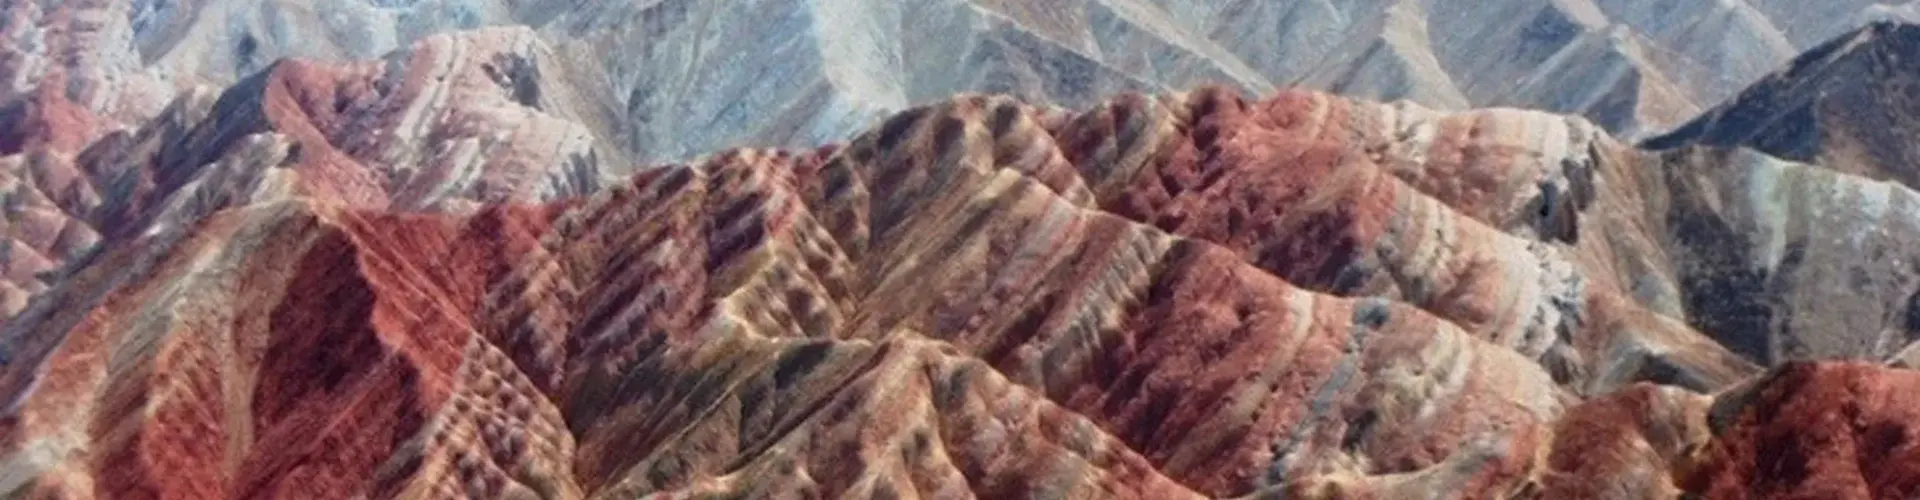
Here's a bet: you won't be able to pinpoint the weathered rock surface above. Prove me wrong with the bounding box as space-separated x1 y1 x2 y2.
0 0 173 122
1648 22 1920 192
1636 22 1920 364
1639 146 1920 364
3 80 1918 498
1538 383 1713 499
35 0 1912 167
1686 362 1920 499
0 90 1583 498
6 3 1920 498
0 25 616 325
0 86 113 320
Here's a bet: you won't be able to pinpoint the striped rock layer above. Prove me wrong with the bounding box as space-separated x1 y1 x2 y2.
4 86 1920 499
0 27 615 326
1640 21 1920 364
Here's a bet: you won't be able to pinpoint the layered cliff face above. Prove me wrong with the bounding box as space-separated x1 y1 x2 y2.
1 82 1918 498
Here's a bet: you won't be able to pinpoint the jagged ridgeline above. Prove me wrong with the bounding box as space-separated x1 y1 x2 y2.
3 1 1920 499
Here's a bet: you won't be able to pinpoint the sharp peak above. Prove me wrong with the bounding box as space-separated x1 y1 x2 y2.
1638 19 1920 151
1783 20 1920 70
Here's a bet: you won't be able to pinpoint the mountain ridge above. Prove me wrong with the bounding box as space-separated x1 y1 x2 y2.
2 82 1916 498
24 0 1920 167
2 3 1920 499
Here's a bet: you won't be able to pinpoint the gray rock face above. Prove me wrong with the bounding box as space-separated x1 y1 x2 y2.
1747 0 1904 46
33 0 1910 167
1590 0 1797 100
1644 146 1920 364
1629 22 1920 365
1646 22 1920 191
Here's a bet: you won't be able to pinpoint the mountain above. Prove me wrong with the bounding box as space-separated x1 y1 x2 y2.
1746 0 1920 46
3 82 1919 497
1681 361 1920 498
1647 22 1920 191
4 1 1920 499
27 0 1914 167
0 25 613 326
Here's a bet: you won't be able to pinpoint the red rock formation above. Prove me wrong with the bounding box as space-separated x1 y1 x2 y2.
10 2 1920 497
0 65 1916 499
1685 362 1920 499
1540 383 1713 499
1046 88 1757 394
0 93 1585 496
0 26 616 329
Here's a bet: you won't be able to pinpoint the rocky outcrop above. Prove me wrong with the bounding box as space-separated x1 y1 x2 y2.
1539 383 1713 499
1685 362 1920 499
154 25 613 211
0 0 176 316
1042 88 1758 394
0 87 113 319
1636 22 1920 363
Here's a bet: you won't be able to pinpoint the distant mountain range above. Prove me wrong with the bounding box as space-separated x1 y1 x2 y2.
17 0 1920 165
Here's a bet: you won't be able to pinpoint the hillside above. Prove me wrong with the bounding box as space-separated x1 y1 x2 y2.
3 2 1920 499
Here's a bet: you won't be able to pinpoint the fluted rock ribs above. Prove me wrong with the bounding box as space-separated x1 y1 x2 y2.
0 26 616 328
1 81 1918 499
0 88 1581 498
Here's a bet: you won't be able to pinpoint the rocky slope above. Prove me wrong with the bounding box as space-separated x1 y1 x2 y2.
0 23 616 324
23 0 1919 168
2 82 1918 498
4 2 1920 499
1647 22 1920 192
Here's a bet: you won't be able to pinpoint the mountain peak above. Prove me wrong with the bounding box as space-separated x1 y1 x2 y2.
1644 20 1920 190
5 2 1920 499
